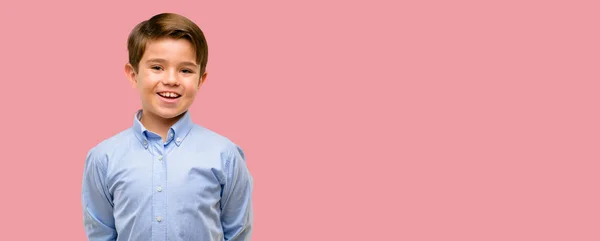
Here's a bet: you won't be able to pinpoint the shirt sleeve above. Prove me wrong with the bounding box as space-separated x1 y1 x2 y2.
81 148 118 241
220 145 254 241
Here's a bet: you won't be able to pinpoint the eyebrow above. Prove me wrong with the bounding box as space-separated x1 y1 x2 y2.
146 58 198 67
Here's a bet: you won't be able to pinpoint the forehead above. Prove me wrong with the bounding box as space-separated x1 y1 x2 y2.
142 38 197 63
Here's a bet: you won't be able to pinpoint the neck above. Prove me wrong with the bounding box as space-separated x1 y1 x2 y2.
140 110 185 142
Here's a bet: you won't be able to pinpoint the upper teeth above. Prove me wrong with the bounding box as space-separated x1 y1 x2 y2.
159 92 179 98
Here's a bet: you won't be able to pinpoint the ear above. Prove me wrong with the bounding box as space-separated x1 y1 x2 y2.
197 72 208 90
124 63 138 88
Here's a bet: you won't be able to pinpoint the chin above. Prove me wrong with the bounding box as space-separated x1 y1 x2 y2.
150 107 186 120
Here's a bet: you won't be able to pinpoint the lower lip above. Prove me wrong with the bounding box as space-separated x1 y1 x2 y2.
157 94 181 104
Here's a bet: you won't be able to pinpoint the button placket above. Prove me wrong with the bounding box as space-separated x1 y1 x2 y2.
151 140 167 237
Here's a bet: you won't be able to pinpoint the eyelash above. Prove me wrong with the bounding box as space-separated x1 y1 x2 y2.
150 66 194 74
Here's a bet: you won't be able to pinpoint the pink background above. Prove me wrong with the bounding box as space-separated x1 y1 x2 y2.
1 0 599 240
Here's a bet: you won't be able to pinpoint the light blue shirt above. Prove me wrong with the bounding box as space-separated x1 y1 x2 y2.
82 110 253 241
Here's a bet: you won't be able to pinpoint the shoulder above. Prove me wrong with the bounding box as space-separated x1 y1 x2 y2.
188 124 245 160
85 127 136 167
189 125 252 183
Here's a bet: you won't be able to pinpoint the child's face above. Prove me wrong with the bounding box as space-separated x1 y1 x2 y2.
126 38 207 120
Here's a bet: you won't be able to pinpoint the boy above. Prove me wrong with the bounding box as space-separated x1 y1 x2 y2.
81 13 253 241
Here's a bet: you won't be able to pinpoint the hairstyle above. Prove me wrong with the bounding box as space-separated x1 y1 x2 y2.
127 13 208 75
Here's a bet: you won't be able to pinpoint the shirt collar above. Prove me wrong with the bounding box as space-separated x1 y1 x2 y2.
132 109 194 149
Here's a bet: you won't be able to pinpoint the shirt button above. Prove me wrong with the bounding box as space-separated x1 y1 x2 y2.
143 140 147 145
157 186 163 192
156 216 162 222
176 138 181 143
158 155 163 161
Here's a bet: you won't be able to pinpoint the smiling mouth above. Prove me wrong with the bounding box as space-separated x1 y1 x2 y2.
157 92 181 99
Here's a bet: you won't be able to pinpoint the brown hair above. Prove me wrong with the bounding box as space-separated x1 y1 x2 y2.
127 13 208 75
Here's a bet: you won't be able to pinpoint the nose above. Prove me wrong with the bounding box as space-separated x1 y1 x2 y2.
162 69 178 85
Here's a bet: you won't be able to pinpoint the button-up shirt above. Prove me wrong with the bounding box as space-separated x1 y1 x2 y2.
82 110 253 241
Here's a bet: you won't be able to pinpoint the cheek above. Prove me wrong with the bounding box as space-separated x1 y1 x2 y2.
183 79 200 96
139 83 154 95
184 88 198 99
138 75 159 93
